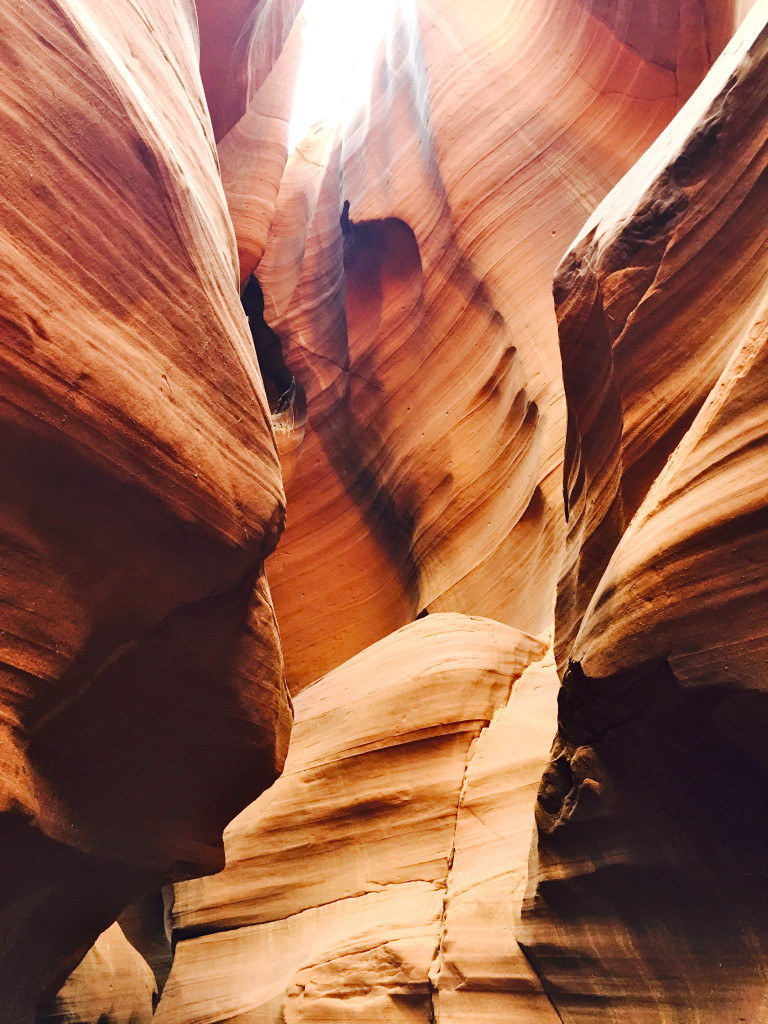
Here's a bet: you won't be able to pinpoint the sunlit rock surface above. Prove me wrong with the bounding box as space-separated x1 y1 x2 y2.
0 0 290 1017
523 7 768 1021
220 0 744 689
555 0 768 669
3 0 765 1018
36 924 156 1024
154 614 558 1023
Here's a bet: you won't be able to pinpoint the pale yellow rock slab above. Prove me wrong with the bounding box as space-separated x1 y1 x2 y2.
435 655 562 1023
158 884 442 1023
173 614 545 930
159 615 552 1022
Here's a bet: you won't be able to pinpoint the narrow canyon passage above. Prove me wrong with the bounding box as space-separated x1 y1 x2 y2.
0 0 765 1022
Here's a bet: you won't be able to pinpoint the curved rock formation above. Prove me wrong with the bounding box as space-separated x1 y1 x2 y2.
36 924 156 1024
555 0 768 667
217 0 745 689
0 0 290 1016
154 614 559 1023
523 7 768 1020
4 0 764 1018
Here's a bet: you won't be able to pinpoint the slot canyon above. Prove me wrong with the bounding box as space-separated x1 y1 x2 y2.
0 0 766 1021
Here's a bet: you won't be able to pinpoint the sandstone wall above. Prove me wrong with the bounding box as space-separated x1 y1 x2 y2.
155 614 560 1023
0 0 290 1017
523 7 768 1020
225 0 744 689
3 0 763 1019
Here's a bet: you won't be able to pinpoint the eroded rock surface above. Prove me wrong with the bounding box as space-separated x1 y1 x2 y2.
218 0 744 689
155 614 558 1022
4 0 765 1019
0 0 290 1016
36 924 156 1024
555 0 768 668
523 7 768 1020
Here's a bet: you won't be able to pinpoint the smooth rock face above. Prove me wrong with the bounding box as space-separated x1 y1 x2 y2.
0 0 290 1016
523 7 768 1021
219 0 744 690
4 0 765 1019
36 924 156 1024
154 614 558 1022
555 0 768 670
434 654 562 1024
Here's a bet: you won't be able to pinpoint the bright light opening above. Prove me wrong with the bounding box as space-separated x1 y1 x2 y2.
288 0 401 150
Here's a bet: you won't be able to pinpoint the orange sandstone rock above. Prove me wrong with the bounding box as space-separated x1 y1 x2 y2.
216 0 745 689
4 0 762 1018
154 614 556 1023
523 8 768 1020
555 0 768 668
0 0 290 1016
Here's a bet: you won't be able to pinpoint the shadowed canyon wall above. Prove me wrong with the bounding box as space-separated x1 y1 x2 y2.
0 0 764 1020
0 0 291 1019
522 8 768 1021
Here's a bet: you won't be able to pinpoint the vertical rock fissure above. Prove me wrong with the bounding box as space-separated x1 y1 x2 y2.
427 722 484 1023
428 658 538 1022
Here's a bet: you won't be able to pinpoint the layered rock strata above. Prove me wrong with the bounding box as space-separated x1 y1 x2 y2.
0 0 290 1017
218 0 744 689
36 924 156 1024
4 0 764 1018
523 6 768 1020
155 614 559 1023
555 0 768 667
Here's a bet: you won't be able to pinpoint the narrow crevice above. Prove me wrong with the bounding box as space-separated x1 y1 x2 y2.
428 725 480 1024
428 647 549 1021
241 275 305 414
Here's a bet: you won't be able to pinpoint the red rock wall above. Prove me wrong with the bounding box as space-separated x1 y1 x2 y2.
1 0 763 1019
523 7 768 1021
217 0 745 690
151 0 762 1021
0 0 290 1017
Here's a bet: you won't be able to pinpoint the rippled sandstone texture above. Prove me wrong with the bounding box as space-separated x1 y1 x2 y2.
155 614 561 1023
224 0 746 690
0 0 291 1018
4 0 765 1020
522 6 768 1021
168 0 762 1019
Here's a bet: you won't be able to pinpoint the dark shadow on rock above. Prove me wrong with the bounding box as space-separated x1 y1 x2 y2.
521 657 768 1019
241 274 304 416
325 208 425 612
